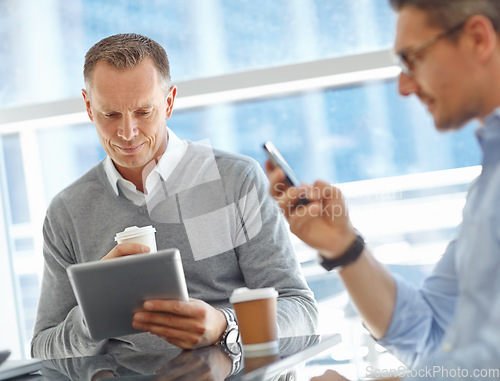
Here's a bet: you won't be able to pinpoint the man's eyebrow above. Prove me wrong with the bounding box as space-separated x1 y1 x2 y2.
98 107 118 113
97 105 154 112
91 102 114 111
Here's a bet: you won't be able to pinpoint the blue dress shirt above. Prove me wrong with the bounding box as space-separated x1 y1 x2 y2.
378 108 500 380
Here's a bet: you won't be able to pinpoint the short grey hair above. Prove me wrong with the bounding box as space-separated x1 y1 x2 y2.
83 33 171 96
389 0 500 33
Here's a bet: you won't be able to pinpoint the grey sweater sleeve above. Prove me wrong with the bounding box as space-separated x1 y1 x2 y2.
31 199 107 359
230 160 319 337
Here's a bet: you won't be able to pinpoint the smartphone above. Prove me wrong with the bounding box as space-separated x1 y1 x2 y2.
262 141 302 187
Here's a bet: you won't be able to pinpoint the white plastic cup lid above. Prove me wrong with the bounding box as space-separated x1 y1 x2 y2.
114 225 156 241
229 287 278 304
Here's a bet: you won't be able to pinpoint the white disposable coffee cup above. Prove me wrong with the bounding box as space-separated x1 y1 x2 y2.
230 287 279 357
114 225 157 252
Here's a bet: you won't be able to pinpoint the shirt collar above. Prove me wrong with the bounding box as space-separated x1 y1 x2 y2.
476 106 500 167
104 127 187 196
482 106 500 126
154 127 186 183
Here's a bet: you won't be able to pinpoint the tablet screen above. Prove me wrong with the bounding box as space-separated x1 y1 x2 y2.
67 248 188 340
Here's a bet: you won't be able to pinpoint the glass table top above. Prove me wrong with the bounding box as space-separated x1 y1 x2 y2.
30 334 341 381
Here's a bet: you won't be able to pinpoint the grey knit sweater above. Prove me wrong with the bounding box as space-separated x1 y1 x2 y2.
31 142 318 359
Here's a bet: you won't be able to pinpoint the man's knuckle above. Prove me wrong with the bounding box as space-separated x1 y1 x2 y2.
187 335 200 347
171 301 183 314
195 323 206 335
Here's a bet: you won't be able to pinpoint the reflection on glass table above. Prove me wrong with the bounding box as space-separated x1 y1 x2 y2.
40 334 340 381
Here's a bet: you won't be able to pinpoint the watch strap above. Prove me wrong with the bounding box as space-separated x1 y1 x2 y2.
219 342 242 377
218 308 239 345
217 308 241 376
319 234 365 271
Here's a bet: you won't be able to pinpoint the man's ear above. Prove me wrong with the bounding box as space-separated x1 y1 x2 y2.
82 89 94 122
464 14 498 62
165 86 177 120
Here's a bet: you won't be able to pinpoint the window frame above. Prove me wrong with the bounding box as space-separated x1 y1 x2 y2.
0 50 398 133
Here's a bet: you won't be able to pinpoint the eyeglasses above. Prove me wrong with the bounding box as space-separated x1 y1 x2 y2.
393 21 466 77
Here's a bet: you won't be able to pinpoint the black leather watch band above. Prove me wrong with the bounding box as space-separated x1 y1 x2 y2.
319 234 365 271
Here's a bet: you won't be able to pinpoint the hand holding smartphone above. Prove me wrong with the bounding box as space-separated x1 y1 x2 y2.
263 141 309 204
263 142 302 187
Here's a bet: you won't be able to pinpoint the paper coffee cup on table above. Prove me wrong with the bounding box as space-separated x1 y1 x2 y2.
230 287 279 357
114 225 157 252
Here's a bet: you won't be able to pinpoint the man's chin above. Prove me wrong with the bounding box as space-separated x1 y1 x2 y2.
112 156 148 170
432 113 469 132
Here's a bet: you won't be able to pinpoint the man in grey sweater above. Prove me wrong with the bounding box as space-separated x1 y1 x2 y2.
31 33 318 360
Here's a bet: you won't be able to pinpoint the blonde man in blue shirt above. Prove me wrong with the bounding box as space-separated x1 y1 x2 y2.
267 0 500 380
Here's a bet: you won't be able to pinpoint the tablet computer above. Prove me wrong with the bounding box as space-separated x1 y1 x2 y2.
0 358 43 380
0 350 9 367
67 248 189 340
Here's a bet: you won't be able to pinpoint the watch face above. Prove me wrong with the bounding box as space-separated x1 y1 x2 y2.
226 340 241 356
225 328 241 349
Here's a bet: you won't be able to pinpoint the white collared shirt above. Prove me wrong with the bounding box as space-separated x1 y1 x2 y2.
104 127 188 206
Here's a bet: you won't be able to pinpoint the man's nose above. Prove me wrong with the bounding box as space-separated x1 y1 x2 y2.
398 72 418 97
117 117 139 141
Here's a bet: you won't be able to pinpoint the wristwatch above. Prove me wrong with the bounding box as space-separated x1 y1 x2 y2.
218 308 240 347
217 308 241 376
319 233 365 271
219 341 242 377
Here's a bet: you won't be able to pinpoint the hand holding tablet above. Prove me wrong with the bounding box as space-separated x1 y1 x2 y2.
67 248 189 340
